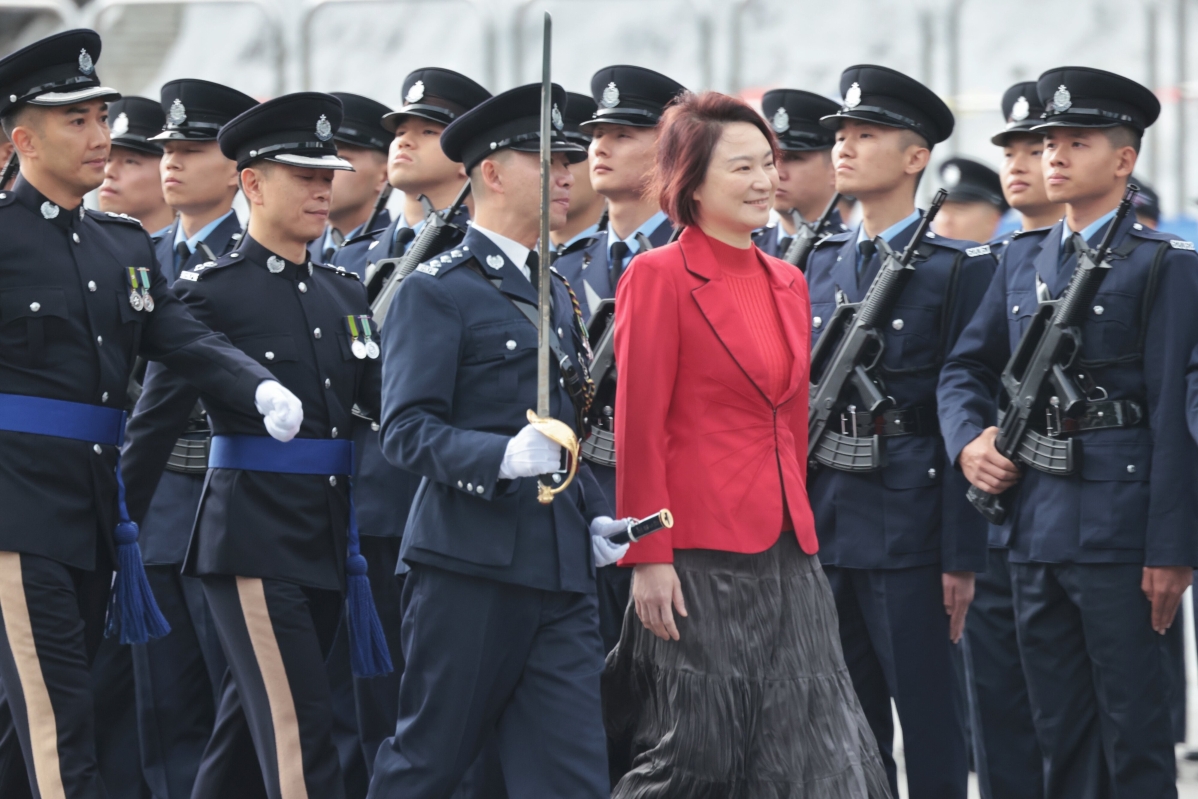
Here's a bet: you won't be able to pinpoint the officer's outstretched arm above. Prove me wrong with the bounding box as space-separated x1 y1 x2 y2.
121 360 202 525
378 275 510 499
137 257 274 415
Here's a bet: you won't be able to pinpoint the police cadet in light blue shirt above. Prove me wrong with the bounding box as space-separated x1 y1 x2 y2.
939 67 1198 798
805 64 996 799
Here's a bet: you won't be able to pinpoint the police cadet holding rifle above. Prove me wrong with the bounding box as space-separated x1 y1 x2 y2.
0 29 303 799
939 67 1198 798
754 88 846 265
121 92 392 799
805 65 995 799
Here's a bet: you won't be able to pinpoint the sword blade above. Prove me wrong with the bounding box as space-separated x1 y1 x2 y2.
536 11 553 419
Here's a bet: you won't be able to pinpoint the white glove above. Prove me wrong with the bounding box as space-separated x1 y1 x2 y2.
590 516 630 567
499 424 562 479
254 380 303 442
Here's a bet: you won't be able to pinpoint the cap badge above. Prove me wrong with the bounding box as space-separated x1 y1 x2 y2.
601 82 620 109
406 80 425 104
942 163 961 188
267 256 286 274
551 103 564 131
315 114 333 142
486 254 505 270
78 49 94 76
40 201 59 220
1011 96 1029 122
111 112 129 138
844 82 862 109
1053 85 1072 113
168 99 187 127
771 106 790 134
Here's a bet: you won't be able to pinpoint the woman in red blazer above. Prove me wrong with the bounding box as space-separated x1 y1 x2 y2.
603 93 889 798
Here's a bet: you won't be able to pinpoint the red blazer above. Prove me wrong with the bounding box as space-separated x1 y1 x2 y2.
614 227 818 564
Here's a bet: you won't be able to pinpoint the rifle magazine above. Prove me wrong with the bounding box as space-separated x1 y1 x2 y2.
812 431 885 472
581 426 616 467
1017 430 1075 475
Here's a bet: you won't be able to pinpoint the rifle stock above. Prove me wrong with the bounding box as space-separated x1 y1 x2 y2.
966 184 1139 524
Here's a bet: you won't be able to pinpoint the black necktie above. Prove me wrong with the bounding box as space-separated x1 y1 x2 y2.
175 240 191 274
526 250 540 290
609 241 630 286
391 226 416 258
779 236 794 256
1058 235 1076 274
857 238 876 279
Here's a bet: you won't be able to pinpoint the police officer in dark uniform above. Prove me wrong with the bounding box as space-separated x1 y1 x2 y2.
332 68 490 281
939 67 1198 798
956 82 1058 799
553 65 684 321
806 65 995 799
99 96 174 233
933 157 1009 245
367 82 626 798
126 77 262 799
0 29 300 799
551 92 605 257
1131 175 1162 229
121 92 393 799
753 88 845 261
308 92 393 266
148 79 257 282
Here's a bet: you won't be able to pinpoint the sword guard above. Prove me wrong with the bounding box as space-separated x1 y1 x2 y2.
526 409 580 504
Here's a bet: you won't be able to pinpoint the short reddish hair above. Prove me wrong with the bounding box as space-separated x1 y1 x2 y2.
652 91 780 229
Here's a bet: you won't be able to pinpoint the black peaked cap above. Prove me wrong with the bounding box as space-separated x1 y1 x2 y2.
991 81 1046 145
152 79 258 142
563 91 598 144
330 92 393 153
441 83 587 172
582 65 687 129
821 64 954 145
762 89 840 151
939 157 1007 212
0 28 118 117
1032 67 1159 133
381 68 491 132
219 92 352 172
108 96 165 155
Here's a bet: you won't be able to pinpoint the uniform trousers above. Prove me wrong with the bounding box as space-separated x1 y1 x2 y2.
200 575 344 799
131 565 229 799
91 635 148 798
964 548 1043 799
823 563 968 799
1010 562 1176 798
0 550 111 799
367 564 609 799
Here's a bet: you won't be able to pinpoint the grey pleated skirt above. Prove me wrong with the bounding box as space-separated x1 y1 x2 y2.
602 533 891 799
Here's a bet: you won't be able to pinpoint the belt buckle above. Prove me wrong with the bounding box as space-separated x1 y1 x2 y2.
1045 396 1063 437
839 404 860 437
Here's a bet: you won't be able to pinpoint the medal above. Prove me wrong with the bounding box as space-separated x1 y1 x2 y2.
138 267 154 312
346 315 367 359
360 316 380 359
127 267 144 311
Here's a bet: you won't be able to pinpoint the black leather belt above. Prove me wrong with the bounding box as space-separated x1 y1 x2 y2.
1044 399 1143 437
838 406 939 439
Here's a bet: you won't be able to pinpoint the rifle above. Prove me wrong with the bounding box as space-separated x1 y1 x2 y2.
580 299 616 466
367 180 471 325
0 152 17 190
782 192 841 271
807 189 948 472
966 185 1138 525
362 184 393 238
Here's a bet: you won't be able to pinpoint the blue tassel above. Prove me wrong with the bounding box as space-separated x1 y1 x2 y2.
345 487 392 677
105 454 170 644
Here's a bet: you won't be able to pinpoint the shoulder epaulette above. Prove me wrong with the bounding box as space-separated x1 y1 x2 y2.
413 244 473 278
311 262 362 281
965 244 991 257
177 260 222 282
1127 222 1193 249
1010 225 1053 240
815 229 853 247
89 209 144 228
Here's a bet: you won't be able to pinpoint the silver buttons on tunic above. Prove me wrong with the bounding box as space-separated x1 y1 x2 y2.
265 352 275 360
72 233 80 244
331 427 338 438
298 282 307 293
476 485 484 494
101 392 108 402
1012 305 1019 314
324 378 331 388
29 302 39 312
467 483 473 491
457 481 463 488
96 336 102 345
892 319 904 331
813 317 822 329
329 476 337 486
506 340 517 350
928 468 937 479
88 281 96 292
1093 305 1104 315
93 444 103 454
314 328 322 339
371 422 379 432
1127 464 1137 474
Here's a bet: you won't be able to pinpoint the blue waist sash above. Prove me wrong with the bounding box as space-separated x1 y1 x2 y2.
0 392 125 445
209 435 354 476
0 392 168 645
